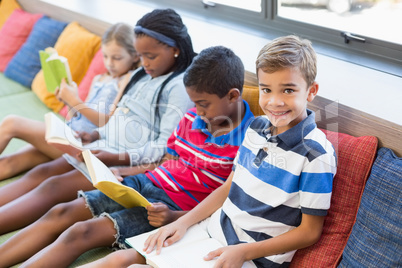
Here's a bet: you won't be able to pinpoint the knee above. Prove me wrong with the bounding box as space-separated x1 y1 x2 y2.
104 249 142 267
0 115 22 136
43 202 75 222
37 175 63 194
61 221 95 244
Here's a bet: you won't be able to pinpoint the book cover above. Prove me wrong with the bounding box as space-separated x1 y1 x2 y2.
39 47 72 93
126 224 222 268
44 112 84 156
82 150 151 209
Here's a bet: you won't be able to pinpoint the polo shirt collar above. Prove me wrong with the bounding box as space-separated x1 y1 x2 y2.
192 100 254 146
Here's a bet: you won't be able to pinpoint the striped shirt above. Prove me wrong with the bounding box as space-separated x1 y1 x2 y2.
207 110 337 267
146 101 254 210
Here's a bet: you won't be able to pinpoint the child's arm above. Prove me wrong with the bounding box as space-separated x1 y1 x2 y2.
56 78 111 127
113 153 178 177
203 213 325 267
143 171 234 254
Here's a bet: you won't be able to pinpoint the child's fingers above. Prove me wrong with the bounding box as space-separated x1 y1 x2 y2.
204 248 223 261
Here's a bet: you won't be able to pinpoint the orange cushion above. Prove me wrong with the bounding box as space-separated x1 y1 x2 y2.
0 9 42 71
0 0 21 30
59 48 107 117
242 85 264 116
32 21 101 112
289 130 378 267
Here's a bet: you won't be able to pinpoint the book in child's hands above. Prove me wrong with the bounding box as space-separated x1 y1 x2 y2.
82 150 151 209
125 224 223 268
39 47 73 93
44 112 84 156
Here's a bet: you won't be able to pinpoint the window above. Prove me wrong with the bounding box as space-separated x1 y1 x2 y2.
145 0 401 77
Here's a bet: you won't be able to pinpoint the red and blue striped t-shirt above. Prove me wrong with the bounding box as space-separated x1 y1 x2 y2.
146 101 254 210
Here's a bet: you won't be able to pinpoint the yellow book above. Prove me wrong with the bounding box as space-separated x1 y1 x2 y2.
44 112 84 156
39 47 72 93
82 150 151 209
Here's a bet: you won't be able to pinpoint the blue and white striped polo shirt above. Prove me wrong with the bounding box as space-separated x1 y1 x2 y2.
207 109 337 267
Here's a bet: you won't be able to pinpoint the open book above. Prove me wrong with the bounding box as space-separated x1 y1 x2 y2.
82 150 151 208
126 224 223 268
45 112 84 156
39 47 72 93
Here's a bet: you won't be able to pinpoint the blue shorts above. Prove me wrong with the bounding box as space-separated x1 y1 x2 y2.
79 173 181 248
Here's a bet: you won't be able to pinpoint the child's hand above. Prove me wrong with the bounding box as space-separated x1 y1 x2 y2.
143 222 188 255
55 78 79 107
110 167 124 182
78 131 100 144
146 203 176 227
204 245 246 267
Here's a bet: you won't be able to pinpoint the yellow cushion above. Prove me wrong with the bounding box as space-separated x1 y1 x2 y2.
242 85 264 116
0 0 21 30
32 22 101 112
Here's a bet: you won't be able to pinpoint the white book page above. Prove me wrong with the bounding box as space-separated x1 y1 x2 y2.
82 150 119 185
45 112 82 148
126 224 222 268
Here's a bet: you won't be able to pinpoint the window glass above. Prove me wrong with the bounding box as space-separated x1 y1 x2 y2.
205 0 261 12
278 0 402 45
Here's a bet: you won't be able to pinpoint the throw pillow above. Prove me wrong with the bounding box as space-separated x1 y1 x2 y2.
32 21 101 112
289 130 378 267
338 147 401 267
59 48 107 117
4 16 67 87
0 0 21 29
0 9 42 71
242 85 264 116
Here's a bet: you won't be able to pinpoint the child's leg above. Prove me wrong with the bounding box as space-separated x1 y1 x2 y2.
0 157 74 206
22 216 120 267
78 249 146 268
0 169 94 235
0 115 64 180
0 145 52 180
0 198 92 268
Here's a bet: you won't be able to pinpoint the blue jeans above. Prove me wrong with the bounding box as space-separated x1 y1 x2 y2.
79 173 181 248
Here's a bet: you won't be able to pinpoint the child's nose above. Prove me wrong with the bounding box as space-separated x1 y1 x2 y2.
268 95 284 106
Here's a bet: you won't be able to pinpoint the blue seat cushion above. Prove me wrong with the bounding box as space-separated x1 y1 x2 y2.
339 147 402 267
4 16 67 87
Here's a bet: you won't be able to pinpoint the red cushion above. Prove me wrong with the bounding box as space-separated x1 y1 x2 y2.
59 48 107 117
0 9 42 71
289 130 378 267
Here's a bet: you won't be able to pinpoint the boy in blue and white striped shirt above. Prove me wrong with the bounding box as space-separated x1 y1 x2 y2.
121 35 337 268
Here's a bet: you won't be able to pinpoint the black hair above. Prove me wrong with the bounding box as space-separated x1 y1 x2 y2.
183 46 244 98
123 8 196 96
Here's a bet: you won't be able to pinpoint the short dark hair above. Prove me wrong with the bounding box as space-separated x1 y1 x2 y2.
184 46 244 98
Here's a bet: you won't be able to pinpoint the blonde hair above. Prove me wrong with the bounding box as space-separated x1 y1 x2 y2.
256 35 317 86
102 23 138 66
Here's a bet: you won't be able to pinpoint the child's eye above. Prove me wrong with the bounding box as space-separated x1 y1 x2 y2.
284 88 294 94
261 88 271 93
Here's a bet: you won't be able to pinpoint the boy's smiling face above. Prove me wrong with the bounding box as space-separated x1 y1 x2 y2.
258 67 318 135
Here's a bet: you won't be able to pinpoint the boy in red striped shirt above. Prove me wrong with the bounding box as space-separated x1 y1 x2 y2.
8 46 254 267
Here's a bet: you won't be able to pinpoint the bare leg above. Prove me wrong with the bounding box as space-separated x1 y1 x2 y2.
0 115 64 181
0 198 92 268
0 168 95 235
0 157 74 206
78 249 146 268
0 145 52 180
22 215 119 267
